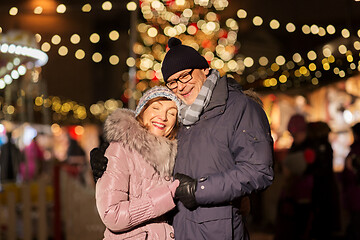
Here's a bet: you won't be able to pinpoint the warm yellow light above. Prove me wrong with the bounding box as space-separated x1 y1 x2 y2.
34 6 43 14
70 34 81 44
310 25 319 34
244 57 254 67
176 0 186 6
75 126 84 135
326 25 336 34
275 55 286 65
323 63 330 70
286 23 296 32
109 30 119 41
109 55 119 65
279 75 287 83
328 55 335 63
259 56 268 66
35 97 43 106
58 46 68 56
263 79 271 87
253 16 263 26
82 4 92 12
309 63 317 71
183 9 193 18
354 41 360 50
75 49 85 59
147 27 158 37
92 52 102 63
102 1 112 11
41 42 51 52
311 78 319 85
322 47 332 57
56 4 66 13
294 70 301 77
302 25 311 34
318 27 326 36
7 105 15 115
126 2 137 11
341 28 350 38
270 19 280 29
187 25 197 35
338 45 347 54
299 66 308 75
90 33 100 43
271 63 280 72
126 57 136 67
51 35 61 45
237 9 247 19
307 51 317 60
35 33 41 42
9 7 18 16
269 78 277 86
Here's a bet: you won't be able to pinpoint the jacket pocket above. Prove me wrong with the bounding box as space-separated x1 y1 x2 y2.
186 205 232 223
123 231 148 240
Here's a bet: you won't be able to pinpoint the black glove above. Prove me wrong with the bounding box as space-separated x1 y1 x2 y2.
90 142 109 183
174 173 198 210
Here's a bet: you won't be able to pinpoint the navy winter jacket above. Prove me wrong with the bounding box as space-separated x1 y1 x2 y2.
173 76 274 240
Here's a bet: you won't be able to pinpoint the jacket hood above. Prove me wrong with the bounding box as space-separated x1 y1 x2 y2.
104 108 177 176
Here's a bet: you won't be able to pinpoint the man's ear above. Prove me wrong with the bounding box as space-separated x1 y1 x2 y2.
202 68 210 76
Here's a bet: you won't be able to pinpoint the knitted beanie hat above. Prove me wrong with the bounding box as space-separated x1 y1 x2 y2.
161 37 209 82
135 86 182 117
287 114 307 135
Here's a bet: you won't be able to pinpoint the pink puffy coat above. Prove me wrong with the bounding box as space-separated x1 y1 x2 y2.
96 109 178 240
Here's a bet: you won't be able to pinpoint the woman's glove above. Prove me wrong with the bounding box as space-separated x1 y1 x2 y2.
174 173 198 210
90 142 109 183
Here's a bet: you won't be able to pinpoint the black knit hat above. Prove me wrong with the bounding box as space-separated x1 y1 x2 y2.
161 37 209 82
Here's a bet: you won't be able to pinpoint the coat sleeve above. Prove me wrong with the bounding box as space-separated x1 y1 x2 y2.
95 142 176 232
195 96 274 205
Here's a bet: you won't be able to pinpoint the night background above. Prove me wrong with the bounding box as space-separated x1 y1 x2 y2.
1 0 360 239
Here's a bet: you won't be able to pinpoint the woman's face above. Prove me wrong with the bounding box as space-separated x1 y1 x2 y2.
142 100 178 137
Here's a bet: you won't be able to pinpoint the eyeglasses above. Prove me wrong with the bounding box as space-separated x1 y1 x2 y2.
166 69 195 90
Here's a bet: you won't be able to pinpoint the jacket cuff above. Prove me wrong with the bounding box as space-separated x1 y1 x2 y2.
147 185 175 216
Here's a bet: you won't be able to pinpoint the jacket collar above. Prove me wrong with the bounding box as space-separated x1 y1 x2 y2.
104 109 177 176
200 75 228 120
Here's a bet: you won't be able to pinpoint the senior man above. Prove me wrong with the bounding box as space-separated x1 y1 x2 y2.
91 37 274 240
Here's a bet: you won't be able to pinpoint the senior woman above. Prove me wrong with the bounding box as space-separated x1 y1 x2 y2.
95 86 181 240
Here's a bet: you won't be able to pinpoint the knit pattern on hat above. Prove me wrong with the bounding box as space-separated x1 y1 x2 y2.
135 86 182 118
161 37 209 82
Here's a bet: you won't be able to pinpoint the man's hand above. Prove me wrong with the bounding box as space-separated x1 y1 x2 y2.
174 173 198 210
90 142 109 183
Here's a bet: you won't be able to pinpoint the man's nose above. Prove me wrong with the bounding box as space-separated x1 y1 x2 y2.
177 81 186 90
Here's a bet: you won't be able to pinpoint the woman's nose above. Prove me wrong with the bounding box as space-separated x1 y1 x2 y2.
159 111 168 121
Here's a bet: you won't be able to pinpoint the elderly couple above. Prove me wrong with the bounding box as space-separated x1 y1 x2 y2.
91 37 274 240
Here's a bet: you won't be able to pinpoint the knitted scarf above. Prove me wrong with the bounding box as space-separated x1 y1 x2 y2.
179 69 219 125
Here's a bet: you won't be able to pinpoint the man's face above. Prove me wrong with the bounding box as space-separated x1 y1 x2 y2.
167 68 209 105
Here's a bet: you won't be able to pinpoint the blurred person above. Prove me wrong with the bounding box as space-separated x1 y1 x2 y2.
95 86 181 240
65 136 88 185
0 131 23 183
341 122 360 240
307 121 341 240
19 135 45 181
275 114 314 240
92 38 274 240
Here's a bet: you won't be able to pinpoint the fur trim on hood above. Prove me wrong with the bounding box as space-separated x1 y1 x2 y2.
104 108 177 176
